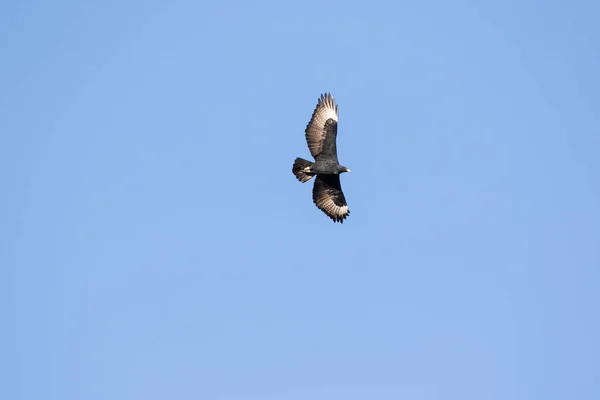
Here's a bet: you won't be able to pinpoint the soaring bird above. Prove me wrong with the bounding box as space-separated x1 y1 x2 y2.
292 93 351 223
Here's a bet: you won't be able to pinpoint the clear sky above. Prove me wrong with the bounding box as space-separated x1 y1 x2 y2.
3 1 599 399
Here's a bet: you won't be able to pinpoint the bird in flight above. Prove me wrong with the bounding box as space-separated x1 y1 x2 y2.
292 93 351 223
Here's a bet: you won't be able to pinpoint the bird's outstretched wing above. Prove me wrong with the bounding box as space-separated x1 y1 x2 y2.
312 174 350 223
305 93 339 160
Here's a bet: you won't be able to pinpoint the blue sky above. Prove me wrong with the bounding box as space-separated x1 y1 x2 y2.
3 1 599 399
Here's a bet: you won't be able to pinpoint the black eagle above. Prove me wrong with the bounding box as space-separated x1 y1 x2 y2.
292 93 351 223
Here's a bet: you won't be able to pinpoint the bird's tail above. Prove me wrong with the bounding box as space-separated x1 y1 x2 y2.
292 157 315 183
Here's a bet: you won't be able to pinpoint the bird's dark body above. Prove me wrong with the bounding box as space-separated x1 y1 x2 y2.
310 160 346 174
292 93 351 223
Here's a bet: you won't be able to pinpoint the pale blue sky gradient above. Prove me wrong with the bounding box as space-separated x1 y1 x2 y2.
3 1 600 399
